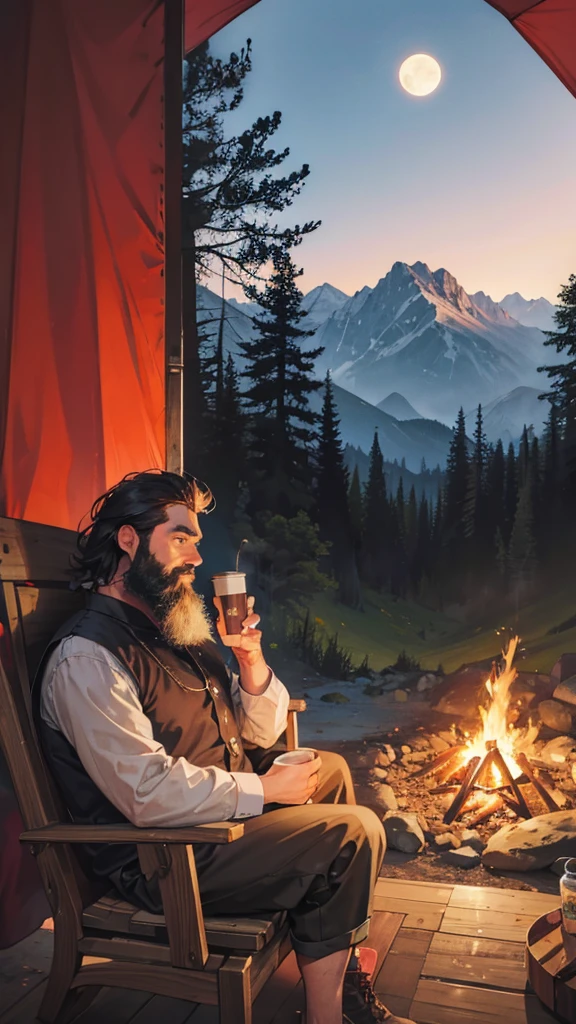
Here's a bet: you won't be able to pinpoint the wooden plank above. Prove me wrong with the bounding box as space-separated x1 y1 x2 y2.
440 906 535 943
373 896 444 931
0 923 53 1015
125 996 196 1024
378 876 454 894
410 979 558 1024
22 820 245 845
448 886 560 916
70 987 153 1024
423 933 527 991
375 878 452 905
367 911 405 977
252 950 302 1024
0 978 47 1024
384 928 434 959
375 924 433 1004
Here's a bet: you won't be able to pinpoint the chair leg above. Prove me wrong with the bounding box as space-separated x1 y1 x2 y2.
38 923 99 1024
218 955 252 1024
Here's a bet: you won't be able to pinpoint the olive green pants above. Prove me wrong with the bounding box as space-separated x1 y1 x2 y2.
196 751 386 959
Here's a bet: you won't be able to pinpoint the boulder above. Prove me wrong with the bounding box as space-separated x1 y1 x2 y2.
375 750 390 768
551 655 576 686
382 811 425 854
373 766 388 781
461 828 485 853
394 689 408 703
538 699 573 734
442 845 482 869
482 810 576 870
320 692 350 704
355 676 372 685
553 675 576 708
374 784 398 812
541 735 576 766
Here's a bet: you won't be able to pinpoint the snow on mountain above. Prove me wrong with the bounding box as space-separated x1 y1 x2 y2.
301 282 349 327
314 261 552 423
377 392 423 420
466 386 551 446
499 292 557 333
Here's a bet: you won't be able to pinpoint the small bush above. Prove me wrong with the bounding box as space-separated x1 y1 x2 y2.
394 649 421 672
287 611 358 680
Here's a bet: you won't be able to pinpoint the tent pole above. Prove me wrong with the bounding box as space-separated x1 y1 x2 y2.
164 0 184 474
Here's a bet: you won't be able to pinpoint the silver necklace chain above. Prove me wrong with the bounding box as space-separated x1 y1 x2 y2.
129 629 210 693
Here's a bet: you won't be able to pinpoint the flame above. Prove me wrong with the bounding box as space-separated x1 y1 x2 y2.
456 636 538 787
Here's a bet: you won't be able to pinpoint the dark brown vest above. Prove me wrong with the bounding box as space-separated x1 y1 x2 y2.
35 593 253 911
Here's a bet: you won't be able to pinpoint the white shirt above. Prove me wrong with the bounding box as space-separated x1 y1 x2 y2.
40 636 290 826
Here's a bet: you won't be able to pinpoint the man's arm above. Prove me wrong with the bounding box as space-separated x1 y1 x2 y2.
41 637 264 825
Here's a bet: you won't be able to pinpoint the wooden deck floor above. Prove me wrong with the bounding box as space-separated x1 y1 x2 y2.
0 879 561 1024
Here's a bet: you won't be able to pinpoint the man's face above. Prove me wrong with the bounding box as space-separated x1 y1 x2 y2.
124 504 213 646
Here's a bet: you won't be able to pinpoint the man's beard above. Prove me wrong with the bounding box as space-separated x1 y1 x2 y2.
123 543 213 647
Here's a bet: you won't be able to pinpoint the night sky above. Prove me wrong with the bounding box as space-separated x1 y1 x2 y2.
212 0 576 303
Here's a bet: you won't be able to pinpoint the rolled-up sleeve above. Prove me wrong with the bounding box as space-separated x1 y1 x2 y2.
230 670 290 749
41 638 264 826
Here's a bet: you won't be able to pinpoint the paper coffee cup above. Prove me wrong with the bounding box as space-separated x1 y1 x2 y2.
273 748 317 766
212 571 248 635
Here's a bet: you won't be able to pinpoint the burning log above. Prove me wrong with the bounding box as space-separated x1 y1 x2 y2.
410 745 466 779
466 793 504 826
444 756 481 825
516 753 562 812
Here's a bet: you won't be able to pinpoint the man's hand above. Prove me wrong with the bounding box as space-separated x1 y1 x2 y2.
261 756 322 805
213 595 270 693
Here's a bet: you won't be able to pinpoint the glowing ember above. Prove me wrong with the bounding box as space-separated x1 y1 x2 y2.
455 636 539 787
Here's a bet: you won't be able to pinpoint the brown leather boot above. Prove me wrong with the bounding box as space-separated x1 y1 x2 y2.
342 965 417 1023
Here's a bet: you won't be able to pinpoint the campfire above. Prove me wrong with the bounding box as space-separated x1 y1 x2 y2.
413 637 563 826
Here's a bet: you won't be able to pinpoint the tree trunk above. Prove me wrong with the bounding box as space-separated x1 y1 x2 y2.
182 239 206 476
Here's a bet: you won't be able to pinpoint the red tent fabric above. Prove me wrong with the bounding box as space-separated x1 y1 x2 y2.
485 2 576 99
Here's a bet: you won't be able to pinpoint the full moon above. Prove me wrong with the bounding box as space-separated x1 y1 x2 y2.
399 54 442 97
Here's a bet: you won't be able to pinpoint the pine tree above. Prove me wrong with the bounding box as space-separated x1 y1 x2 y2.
240 247 324 514
316 374 361 606
348 465 363 555
504 442 518 544
443 408 469 543
181 40 319 472
485 439 506 549
539 274 576 505
508 473 538 596
362 431 390 590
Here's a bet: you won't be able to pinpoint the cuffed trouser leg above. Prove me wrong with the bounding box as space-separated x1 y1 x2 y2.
195 797 385 960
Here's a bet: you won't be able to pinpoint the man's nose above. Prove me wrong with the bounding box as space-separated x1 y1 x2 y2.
186 548 203 567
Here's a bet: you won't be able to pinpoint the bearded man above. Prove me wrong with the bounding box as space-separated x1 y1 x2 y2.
37 470 415 1024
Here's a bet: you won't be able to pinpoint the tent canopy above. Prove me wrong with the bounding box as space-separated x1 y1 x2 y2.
0 0 575 532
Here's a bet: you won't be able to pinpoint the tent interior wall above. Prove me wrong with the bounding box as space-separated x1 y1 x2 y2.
0 0 575 949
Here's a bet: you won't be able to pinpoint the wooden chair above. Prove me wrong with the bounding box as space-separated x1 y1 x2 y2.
0 515 306 1024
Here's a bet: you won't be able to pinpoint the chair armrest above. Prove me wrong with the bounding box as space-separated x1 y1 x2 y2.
20 820 244 846
288 699 306 712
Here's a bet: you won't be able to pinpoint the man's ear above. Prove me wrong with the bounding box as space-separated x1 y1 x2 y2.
116 524 140 561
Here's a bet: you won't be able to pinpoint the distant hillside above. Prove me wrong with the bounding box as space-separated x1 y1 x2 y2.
466 386 551 445
499 292 557 333
377 392 423 420
308 382 453 472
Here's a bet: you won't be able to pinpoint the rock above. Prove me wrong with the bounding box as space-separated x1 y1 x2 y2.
438 730 458 745
373 767 388 781
384 744 396 763
397 796 408 809
412 737 431 752
435 832 461 850
417 676 431 693
375 751 390 768
382 812 425 854
482 810 576 871
442 845 482 869
375 784 398 812
394 689 408 703
552 656 576 686
539 699 573 733
553 676 576 708
403 751 428 764
429 735 450 753
355 676 372 685
401 745 412 755
461 828 485 853
320 692 350 704
541 736 576 765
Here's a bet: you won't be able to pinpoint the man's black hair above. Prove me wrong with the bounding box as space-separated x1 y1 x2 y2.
72 470 213 588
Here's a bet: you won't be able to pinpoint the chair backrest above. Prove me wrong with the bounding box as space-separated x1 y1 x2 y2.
0 515 96 916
